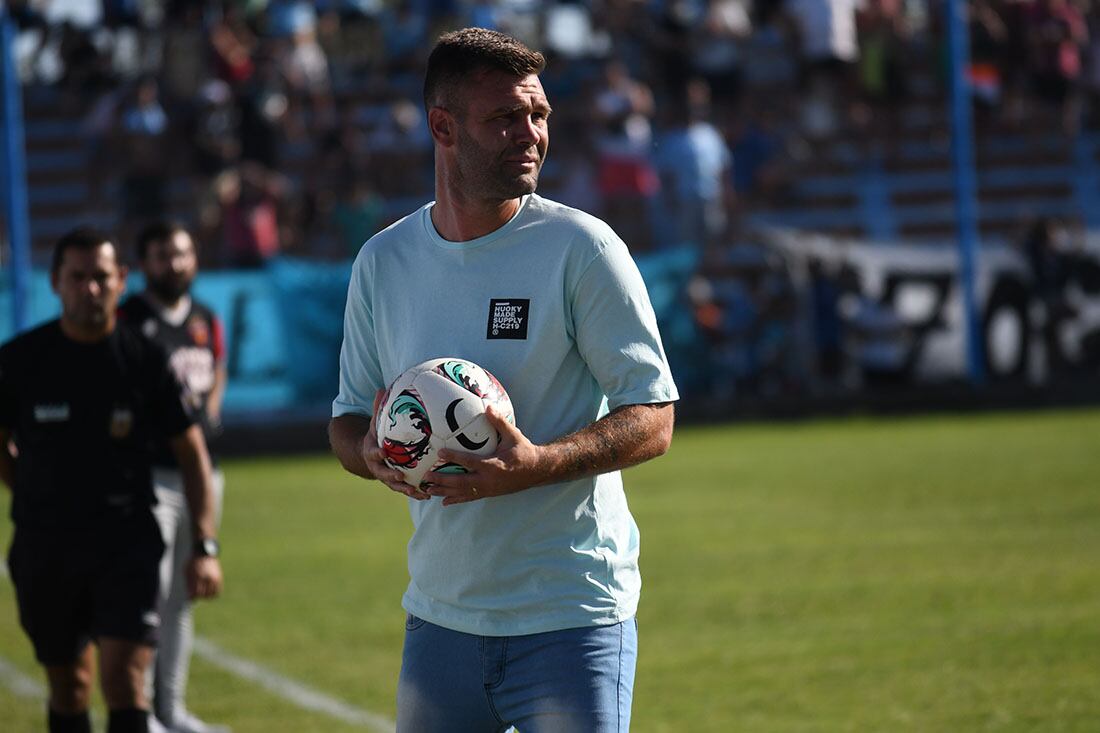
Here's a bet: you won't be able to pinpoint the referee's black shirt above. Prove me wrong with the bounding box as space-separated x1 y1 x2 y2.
0 320 194 531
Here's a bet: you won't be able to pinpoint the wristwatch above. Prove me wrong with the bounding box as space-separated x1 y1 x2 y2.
194 537 220 558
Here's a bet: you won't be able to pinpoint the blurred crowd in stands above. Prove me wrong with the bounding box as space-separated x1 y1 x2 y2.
10 0 1100 259
7 0 1100 399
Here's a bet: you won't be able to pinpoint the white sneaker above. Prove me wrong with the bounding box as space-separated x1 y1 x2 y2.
148 716 170 733
168 711 231 733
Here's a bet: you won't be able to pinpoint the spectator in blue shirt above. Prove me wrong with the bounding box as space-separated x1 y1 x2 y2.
652 79 734 250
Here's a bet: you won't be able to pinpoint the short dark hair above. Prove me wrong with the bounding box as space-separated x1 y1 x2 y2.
135 220 190 261
423 27 545 113
51 227 116 276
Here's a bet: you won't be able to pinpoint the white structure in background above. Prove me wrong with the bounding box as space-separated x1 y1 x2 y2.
765 228 1100 385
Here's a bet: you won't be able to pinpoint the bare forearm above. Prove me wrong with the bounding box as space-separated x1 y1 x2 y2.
329 414 376 479
173 424 225 599
208 364 228 423
536 403 674 486
422 402 675 505
171 425 218 539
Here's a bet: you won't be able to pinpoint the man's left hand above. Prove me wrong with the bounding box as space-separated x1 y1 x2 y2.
423 406 544 506
187 556 224 600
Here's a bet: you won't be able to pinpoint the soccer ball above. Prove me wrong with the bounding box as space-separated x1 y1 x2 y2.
377 357 514 489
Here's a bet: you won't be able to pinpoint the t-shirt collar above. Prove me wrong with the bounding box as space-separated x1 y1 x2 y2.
423 194 533 251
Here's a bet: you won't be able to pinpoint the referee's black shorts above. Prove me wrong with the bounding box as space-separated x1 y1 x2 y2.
7 511 164 665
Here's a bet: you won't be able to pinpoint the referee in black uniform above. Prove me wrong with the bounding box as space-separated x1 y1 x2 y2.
0 228 223 733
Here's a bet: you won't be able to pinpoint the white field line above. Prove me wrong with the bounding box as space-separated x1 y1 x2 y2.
191 637 394 732
0 655 107 729
0 560 394 732
0 563 45 699
0 655 46 700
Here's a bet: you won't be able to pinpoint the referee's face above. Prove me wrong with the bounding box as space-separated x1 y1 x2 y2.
52 243 127 338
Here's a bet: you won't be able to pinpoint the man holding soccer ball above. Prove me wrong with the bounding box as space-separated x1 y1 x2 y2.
329 28 677 732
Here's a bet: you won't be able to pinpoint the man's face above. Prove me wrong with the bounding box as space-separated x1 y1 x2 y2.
52 243 126 333
143 230 197 302
451 71 551 201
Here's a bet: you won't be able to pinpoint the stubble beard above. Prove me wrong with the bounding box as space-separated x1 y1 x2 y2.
66 301 110 332
455 126 542 201
149 274 193 304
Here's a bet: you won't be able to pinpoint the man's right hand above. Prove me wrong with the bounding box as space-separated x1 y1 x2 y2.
365 388 431 500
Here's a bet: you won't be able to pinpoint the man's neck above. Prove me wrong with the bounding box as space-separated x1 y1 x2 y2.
431 188 522 243
59 317 113 344
142 289 186 311
143 290 192 324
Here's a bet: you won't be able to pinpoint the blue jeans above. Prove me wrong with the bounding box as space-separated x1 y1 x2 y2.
396 614 638 732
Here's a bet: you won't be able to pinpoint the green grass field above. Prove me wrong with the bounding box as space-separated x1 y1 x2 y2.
2 408 1099 732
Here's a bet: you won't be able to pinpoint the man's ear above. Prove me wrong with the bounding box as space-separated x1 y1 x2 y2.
428 106 456 147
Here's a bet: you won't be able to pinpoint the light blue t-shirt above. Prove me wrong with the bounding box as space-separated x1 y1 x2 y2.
333 194 679 636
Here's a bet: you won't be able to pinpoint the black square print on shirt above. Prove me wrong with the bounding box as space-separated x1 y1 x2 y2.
487 299 530 340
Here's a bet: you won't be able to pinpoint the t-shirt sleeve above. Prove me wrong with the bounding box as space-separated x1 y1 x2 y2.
0 344 16 429
211 314 227 364
332 251 384 419
571 238 680 411
147 341 196 438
